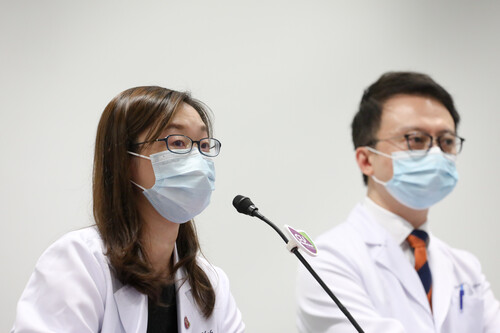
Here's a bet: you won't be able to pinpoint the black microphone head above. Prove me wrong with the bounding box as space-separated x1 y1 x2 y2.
233 195 258 216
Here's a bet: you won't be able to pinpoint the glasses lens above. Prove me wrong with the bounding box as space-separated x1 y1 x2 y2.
438 133 462 155
406 132 432 151
167 135 192 154
199 138 221 157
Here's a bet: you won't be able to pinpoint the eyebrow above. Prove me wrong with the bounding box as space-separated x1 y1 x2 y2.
398 126 456 135
166 123 208 132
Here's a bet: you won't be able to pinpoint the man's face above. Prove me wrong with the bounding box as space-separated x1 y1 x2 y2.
368 93 456 184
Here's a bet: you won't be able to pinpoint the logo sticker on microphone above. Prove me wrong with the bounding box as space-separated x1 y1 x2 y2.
284 225 318 257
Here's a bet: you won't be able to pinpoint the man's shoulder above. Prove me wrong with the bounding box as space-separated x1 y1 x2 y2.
313 208 376 263
316 221 361 246
315 204 377 249
430 235 482 273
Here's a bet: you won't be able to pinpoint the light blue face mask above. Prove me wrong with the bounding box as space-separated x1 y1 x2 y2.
367 147 459 210
128 149 215 223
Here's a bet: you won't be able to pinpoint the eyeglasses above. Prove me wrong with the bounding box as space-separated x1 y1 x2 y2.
134 135 221 157
371 131 465 155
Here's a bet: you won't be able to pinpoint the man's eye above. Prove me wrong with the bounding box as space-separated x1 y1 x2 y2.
409 136 425 143
406 133 430 150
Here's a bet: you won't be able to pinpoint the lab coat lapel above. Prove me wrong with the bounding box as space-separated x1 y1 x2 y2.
114 284 148 333
112 246 201 333
174 247 205 332
428 236 454 332
176 271 197 332
372 238 432 314
352 205 432 315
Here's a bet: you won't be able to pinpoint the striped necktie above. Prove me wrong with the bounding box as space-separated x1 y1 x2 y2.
407 229 432 308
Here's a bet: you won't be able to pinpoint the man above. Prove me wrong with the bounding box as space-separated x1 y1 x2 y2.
296 72 500 332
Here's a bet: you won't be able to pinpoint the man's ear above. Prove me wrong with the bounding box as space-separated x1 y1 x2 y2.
355 147 374 178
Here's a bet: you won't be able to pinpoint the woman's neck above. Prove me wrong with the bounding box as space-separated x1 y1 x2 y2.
139 197 180 275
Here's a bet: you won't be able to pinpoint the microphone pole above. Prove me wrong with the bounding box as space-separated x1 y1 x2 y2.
233 195 365 333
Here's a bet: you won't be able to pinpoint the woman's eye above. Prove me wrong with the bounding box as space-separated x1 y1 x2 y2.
200 142 210 151
171 140 187 148
443 139 452 146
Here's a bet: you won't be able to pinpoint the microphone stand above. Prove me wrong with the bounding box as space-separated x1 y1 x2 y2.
254 210 365 333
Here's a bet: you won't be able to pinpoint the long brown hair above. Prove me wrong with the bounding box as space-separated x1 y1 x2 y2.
93 86 215 317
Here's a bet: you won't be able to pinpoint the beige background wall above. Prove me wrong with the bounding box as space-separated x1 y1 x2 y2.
1 1 499 332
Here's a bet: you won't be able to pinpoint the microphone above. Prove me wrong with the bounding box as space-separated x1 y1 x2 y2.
233 195 365 333
232 195 259 216
232 195 288 243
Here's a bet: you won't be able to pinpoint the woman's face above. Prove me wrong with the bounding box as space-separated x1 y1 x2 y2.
131 102 209 189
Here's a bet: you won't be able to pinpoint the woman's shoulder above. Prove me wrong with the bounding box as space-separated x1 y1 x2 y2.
48 226 105 255
58 225 101 241
32 226 111 298
13 227 111 332
193 256 245 331
37 226 109 275
195 255 230 289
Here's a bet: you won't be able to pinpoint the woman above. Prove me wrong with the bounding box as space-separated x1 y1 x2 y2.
12 86 245 332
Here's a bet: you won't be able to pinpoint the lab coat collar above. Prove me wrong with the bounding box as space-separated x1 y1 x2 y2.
349 204 433 315
362 197 431 247
113 246 192 333
112 246 208 333
349 204 387 246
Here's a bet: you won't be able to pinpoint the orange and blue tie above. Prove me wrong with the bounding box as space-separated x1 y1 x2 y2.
407 229 432 308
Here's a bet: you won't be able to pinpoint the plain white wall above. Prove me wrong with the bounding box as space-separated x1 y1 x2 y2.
1 1 499 332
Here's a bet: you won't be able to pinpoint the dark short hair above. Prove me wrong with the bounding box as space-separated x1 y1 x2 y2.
351 71 461 185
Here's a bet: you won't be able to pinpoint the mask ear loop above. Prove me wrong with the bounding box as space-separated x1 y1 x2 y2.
371 175 388 186
365 146 393 159
127 151 151 160
130 180 146 191
364 146 392 185
127 151 150 191
366 146 431 159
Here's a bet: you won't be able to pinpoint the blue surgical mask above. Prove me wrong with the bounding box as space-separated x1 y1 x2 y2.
128 149 215 223
367 147 459 210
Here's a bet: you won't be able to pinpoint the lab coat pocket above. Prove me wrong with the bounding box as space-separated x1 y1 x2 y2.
445 283 484 333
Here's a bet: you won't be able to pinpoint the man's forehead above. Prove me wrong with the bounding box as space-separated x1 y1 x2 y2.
381 95 450 118
378 95 455 134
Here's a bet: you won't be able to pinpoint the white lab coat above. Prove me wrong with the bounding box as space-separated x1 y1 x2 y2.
12 227 245 333
296 204 500 333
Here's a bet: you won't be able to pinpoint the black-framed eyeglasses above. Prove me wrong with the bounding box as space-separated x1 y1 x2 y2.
371 131 465 155
134 134 221 157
